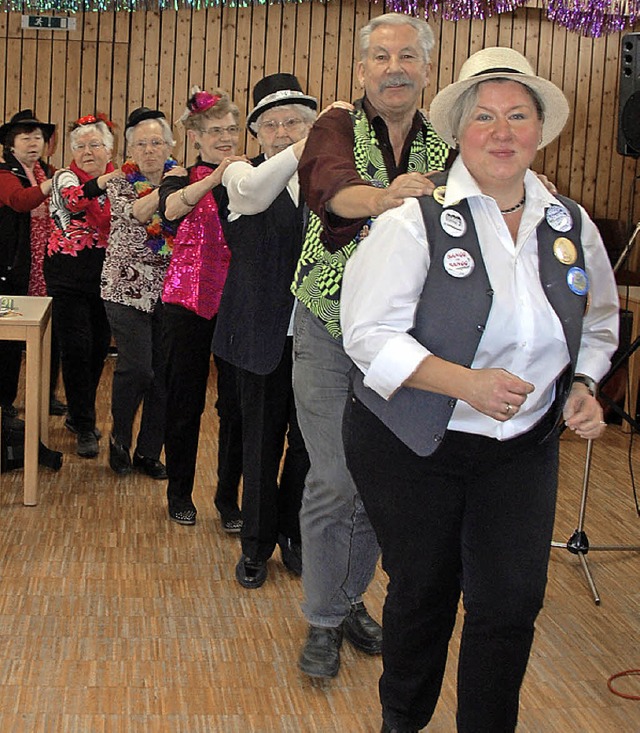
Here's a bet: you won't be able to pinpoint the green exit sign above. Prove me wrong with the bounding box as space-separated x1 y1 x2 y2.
21 16 77 31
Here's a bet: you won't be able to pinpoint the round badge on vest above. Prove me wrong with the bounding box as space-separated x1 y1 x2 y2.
553 237 578 265
433 186 446 205
546 204 573 233
440 209 467 238
567 266 589 295
443 248 475 278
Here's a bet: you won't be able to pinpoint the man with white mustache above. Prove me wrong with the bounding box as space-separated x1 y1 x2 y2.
292 13 453 682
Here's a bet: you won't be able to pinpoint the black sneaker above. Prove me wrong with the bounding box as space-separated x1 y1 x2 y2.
77 431 99 458
132 452 167 480
299 625 343 678
65 418 101 440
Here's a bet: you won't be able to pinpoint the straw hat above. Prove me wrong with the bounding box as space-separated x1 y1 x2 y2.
246 73 317 136
429 47 569 150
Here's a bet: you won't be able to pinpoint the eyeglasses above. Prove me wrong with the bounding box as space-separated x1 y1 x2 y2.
200 125 241 137
72 142 106 151
131 139 167 150
257 118 304 133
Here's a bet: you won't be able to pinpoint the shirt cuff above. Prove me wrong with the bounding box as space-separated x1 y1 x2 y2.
363 334 430 400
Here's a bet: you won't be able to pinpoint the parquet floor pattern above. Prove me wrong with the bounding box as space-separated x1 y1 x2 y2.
0 358 638 732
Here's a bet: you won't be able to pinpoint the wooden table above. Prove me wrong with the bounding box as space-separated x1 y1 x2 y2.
0 295 52 505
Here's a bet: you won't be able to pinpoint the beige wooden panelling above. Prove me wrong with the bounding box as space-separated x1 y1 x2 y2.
1 1 639 232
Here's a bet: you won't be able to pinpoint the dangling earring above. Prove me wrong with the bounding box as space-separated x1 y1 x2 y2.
452 136 459 150
194 141 201 150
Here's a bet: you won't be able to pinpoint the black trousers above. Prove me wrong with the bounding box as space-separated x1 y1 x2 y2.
237 338 309 562
53 291 111 432
343 397 559 733
163 303 242 514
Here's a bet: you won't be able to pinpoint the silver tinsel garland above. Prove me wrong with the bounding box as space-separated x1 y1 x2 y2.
4 0 640 37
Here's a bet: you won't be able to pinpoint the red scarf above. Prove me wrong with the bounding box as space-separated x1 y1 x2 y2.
69 159 114 238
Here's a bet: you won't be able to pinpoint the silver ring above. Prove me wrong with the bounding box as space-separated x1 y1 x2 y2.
505 403 512 415
599 420 606 425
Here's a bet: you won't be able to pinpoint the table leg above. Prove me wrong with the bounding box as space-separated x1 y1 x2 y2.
23 328 41 506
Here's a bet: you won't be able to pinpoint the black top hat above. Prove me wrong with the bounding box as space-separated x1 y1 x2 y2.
125 106 166 132
0 109 56 146
246 73 317 135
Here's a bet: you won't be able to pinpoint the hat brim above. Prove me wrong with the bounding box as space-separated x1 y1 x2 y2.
0 119 56 146
125 110 165 131
429 73 569 150
247 96 317 137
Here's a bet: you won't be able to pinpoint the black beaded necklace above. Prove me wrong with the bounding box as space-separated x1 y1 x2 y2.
500 194 526 215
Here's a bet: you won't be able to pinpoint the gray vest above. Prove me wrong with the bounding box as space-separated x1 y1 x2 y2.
353 174 586 456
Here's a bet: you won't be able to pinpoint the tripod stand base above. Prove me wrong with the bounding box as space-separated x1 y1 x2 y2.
552 531 640 605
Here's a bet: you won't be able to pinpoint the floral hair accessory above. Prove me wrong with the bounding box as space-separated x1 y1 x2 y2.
178 86 221 123
71 112 115 132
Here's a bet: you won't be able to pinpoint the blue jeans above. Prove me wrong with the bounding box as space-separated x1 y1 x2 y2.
292 305 380 627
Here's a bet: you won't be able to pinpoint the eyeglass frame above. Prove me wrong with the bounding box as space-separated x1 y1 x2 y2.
256 117 305 134
198 124 241 137
71 141 107 151
130 138 169 150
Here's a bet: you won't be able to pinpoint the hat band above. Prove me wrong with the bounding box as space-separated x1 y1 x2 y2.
472 66 524 77
255 90 309 109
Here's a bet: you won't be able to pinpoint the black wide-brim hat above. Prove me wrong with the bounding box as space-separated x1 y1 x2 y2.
125 106 167 132
0 109 56 146
247 73 317 135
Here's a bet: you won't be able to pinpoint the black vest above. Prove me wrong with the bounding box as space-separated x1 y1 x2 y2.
213 154 304 375
353 173 586 456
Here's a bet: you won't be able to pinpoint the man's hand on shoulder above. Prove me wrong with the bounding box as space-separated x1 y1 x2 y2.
373 172 438 216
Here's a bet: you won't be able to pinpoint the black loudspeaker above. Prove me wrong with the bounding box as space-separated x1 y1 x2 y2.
618 33 640 157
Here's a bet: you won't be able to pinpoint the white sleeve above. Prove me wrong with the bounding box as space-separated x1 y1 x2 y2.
222 146 300 216
341 197 433 400
575 207 620 381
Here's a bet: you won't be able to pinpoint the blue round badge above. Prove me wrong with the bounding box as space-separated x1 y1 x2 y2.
567 266 589 295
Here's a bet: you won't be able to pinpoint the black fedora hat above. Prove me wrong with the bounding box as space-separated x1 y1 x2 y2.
125 106 166 132
0 109 56 146
246 73 317 135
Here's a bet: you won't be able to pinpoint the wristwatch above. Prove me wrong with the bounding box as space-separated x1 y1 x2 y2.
572 374 597 396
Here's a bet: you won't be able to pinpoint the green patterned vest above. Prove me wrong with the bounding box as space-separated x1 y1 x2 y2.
292 107 451 338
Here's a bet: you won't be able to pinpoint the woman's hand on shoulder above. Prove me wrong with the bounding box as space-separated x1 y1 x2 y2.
165 165 188 178
208 155 247 186
40 179 53 197
98 168 125 191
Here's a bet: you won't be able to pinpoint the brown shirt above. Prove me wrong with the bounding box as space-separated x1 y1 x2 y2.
298 96 442 252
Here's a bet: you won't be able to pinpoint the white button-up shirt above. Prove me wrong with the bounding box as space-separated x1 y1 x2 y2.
341 157 619 440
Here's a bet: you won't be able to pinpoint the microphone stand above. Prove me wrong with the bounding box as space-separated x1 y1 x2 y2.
551 221 640 605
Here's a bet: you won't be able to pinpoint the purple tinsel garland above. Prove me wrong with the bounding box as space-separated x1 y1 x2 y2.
3 0 640 38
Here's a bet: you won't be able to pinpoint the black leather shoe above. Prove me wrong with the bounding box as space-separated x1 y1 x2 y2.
65 418 101 440
77 431 99 458
133 452 167 480
221 516 243 533
343 601 382 655
49 398 67 416
278 534 302 576
235 555 268 589
168 507 196 525
109 434 131 475
298 624 343 678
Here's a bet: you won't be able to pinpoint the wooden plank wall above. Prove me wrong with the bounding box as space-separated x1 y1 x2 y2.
0 1 638 233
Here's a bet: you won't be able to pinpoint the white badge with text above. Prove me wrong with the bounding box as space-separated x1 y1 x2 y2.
440 209 467 238
443 248 475 278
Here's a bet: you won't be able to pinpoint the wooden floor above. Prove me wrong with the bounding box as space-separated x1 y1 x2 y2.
0 357 639 732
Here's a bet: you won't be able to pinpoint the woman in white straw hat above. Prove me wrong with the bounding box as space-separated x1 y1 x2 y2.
340 47 619 732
